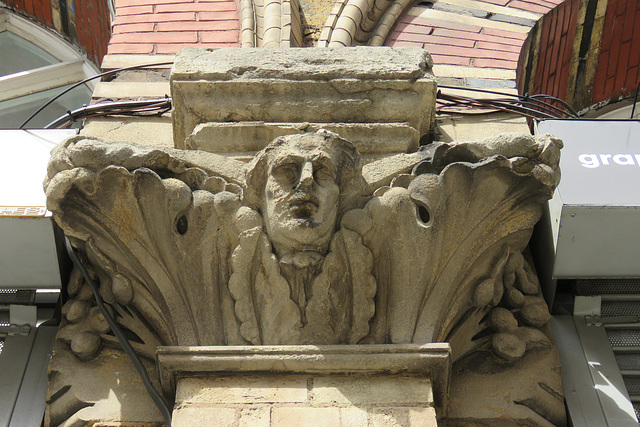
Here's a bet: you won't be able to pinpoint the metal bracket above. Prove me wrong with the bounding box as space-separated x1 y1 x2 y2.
585 315 639 327
0 324 32 337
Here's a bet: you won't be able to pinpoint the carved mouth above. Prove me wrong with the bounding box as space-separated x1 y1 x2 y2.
288 194 319 217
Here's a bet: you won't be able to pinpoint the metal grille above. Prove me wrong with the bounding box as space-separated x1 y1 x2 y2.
0 310 9 327
607 329 640 348
616 353 640 370
635 402 640 421
575 279 640 295
0 339 3 356
624 376 640 396
0 289 35 304
602 301 640 317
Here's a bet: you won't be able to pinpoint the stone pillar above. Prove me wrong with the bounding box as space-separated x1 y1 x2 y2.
156 344 451 426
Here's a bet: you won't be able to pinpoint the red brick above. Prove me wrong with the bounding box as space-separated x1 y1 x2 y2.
606 16 623 79
156 1 236 12
113 22 156 33
616 41 631 90
478 0 510 6
199 30 240 43
42 0 53 25
603 76 616 98
622 0 636 42
392 22 435 35
24 0 34 15
425 44 519 61
32 0 43 22
440 28 523 46
481 27 527 40
399 15 482 33
117 5 154 15
111 31 199 43
625 66 639 93
592 69 606 100
386 40 424 47
474 58 516 69
107 43 155 54
157 20 238 31
430 54 472 66
629 12 640 68
155 42 238 54
394 33 475 47
476 41 521 53
113 12 196 24
508 0 553 14
198 11 239 20
115 0 195 5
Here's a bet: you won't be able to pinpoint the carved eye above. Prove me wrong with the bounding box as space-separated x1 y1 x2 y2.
176 215 188 235
314 167 335 185
273 163 299 185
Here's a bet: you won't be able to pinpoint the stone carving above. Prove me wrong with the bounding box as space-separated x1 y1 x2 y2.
45 129 564 426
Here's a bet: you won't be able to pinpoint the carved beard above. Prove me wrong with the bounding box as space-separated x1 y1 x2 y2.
228 207 376 346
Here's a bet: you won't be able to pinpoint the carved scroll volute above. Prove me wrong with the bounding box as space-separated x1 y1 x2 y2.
45 137 242 348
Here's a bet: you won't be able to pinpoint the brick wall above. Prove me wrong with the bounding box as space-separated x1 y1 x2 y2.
108 0 240 55
517 0 640 112
1 0 111 66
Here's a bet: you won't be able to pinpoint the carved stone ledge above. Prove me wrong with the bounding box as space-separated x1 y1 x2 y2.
170 47 437 152
159 344 450 426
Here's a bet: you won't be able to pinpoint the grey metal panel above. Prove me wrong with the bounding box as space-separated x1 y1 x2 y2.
554 205 640 278
573 316 639 426
552 316 608 427
537 120 640 206
0 217 62 289
9 326 57 427
0 328 36 427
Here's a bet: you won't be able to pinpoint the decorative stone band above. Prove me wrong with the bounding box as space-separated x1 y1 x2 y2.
318 0 414 47
156 343 452 415
240 0 303 47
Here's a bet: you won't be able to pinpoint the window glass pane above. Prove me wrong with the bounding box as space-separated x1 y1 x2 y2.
0 83 93 129
0 31 59 77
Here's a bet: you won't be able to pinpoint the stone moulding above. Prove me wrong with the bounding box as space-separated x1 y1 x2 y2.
170 47 436 154
156 343 452 414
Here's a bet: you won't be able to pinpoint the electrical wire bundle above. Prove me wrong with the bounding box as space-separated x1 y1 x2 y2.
19 61 174 130
436 85 580 120
44 97 172 129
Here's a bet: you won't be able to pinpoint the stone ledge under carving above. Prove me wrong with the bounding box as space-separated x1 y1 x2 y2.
156 343 451 414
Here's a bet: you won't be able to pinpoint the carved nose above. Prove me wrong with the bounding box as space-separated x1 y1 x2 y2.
297 161 314 188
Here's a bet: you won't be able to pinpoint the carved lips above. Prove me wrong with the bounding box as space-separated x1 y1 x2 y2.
288 192 320 218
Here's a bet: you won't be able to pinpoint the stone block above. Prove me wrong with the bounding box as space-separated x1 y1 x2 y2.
171 406 237 427
176 376 308 404
171 47 436 149
185 122 420 154
271 407 368 426
311 376 433 405
369 407 438 427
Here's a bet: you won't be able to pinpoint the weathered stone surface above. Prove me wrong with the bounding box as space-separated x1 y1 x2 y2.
186 121 420 154
166 345 443 426
171 47 436 148
45 128 564 426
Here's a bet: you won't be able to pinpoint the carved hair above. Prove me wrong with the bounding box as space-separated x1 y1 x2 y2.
243 129 369 215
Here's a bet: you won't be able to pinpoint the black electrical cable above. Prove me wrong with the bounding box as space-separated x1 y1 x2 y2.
45 98 172 129
437 84 580 118
63 238 173 425
528 94 580 118
437 92 553 119
19 61 174 129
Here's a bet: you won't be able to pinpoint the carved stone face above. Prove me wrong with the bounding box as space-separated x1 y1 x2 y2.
262 135 341 255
